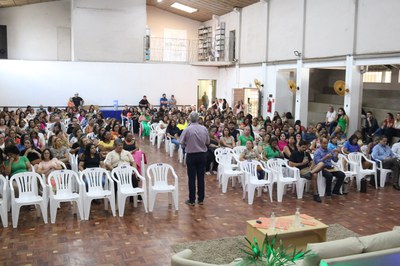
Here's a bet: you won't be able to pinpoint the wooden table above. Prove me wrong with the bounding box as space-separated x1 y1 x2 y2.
246 215 328 251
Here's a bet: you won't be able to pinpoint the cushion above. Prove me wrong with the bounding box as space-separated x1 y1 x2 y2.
358 230 400 252
302 237 363 266
393 226 400 233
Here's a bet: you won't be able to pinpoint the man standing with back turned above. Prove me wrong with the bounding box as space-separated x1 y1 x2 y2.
179 112 210 206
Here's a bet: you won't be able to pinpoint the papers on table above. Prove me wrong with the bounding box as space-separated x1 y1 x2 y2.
252 215 317 229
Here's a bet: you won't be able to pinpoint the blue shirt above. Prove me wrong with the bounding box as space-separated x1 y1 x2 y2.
327 142 337 152
314 147 337 168
302 132 316 143
371 144 394 161
343 141 359 153
160 97 168 107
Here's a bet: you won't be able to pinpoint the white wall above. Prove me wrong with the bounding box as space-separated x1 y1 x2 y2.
239 2 268 64
268 0 303 61
218 11 240 61
72 0 146 62
0 0 71 60
0 60 218 107
356 0 400 54
304 0 355 58
146 5 200 40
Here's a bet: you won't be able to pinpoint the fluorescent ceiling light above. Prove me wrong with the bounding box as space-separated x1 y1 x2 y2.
157 0 163 3
171 2 198 13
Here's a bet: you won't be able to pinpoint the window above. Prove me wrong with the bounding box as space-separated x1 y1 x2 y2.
363 71 391 83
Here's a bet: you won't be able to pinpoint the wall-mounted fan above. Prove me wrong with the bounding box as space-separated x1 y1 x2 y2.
333 80 349 96
288 80 297 93
254 79 262 90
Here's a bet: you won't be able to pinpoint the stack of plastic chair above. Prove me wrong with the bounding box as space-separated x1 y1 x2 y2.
147 163 178 212
214 147 243 193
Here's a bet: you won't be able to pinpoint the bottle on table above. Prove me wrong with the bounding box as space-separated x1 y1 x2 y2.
269 211 276 230
294 208 301 227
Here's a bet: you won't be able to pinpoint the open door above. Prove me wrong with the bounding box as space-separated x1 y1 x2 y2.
198 80 216 110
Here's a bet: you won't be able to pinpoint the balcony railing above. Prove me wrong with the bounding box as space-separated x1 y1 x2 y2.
143 37 233 64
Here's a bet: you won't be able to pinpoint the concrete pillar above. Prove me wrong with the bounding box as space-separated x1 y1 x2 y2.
344 55 363 136
294 59 310 125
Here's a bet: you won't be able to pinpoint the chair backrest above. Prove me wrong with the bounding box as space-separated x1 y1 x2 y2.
150 123 158 131
214 147 235 166
80 168 110 191
240 160 261 183
146 163 176 187
48 170 79 195
69 153 78 173
348 152 362 164
266 158 286 180
111 165 144 187
0 175 7 200
233 146 247 159
360 145 368 155
9 172 44 198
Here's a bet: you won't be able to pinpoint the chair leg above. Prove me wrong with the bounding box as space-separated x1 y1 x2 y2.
118 194 125 217
221 175 229 193
77 198 84 220
317 174 326 197
248 185 255 205
149 192 156 212
40 201 48 224
12 204 21 228
84 198 92 220
296 180 305 199
50 200 58 224
268 184 273 203
142 192 148 213
109 196 116 217
277 183 284 202
173 190 179 211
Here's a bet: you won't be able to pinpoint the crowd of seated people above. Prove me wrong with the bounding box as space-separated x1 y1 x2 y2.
0 100 399 205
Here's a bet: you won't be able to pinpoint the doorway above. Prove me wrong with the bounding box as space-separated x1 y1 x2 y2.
198 80 216 110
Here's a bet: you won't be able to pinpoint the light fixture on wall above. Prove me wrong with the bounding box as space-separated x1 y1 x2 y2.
171 2 198 13
293 50 301 58
157 0 163 3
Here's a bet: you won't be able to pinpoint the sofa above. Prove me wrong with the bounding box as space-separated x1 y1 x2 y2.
297 226 400 266
171 249 242 266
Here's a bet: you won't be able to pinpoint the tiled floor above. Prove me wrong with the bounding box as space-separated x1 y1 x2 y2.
1 138 399 265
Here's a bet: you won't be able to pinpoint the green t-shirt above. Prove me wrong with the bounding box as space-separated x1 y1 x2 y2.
238 135 254 146
4 156 29 176
264 145 280 159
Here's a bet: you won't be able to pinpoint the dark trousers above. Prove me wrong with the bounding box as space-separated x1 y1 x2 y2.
186 152 207 203
206 148 218 172
382 158 400 185
322 169 345 194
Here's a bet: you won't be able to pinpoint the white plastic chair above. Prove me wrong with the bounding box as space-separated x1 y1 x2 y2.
9 172 48 228
266 158 301 202
371 155 393 188
0 175 8 227
147 163 178 212
149 123 158 146
392 143 400 159
233 146 247 161
79 168 116 220
214 148 243 193
348 152 377 189
111 165 147 217
69 153 78 173
332 154 358 190
156 125 166 149
240 160 273 205
47 170 84 223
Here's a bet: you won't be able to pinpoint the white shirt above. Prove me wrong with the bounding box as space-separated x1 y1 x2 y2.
326 111 336 123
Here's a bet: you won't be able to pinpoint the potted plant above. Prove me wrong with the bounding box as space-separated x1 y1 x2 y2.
238 234 310 266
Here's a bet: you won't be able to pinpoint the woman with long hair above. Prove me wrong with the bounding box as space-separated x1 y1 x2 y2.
334 108 349 136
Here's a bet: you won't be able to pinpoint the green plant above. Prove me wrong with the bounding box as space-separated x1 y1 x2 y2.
238 234 310 266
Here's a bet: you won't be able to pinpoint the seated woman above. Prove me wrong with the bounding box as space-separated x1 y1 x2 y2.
98 131 115 158
278 133 288 152
79 143 104 171
49 136 70 167
263 137 283 161
177 117 188 131
342 134 360 155
20 138 42 165
123 132 138 153
205 126 219 175
157 115 169 138
238 126 254 146
219 127 236 149
283 135 297 160
4 145 32 177
139 110 151 137
257 133 271 154
166 120 181 149
333 108 349 137
239 140 261 161
373 113 396 144
35 148 64 177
